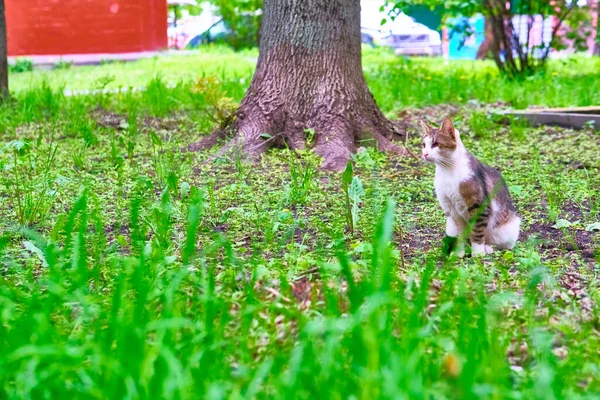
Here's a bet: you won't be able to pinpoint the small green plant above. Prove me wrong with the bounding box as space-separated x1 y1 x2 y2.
142 188 175 257
287 152 316 206
54 59 73 70
233 145 247 183
1 140 64 226
149 129 186 194
341 161 364 235
109 130 125 170
507 115 530 141
469 111 495 139
93 74 116 108
143 74 176 116
72 146 87 170
191 76 238 128
9 58 34 73
304 128 316 147
80 117 99 147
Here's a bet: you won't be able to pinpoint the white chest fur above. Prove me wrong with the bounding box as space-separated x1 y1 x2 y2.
434 156 472 220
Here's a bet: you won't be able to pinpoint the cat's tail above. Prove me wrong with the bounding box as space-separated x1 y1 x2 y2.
488 216 521 250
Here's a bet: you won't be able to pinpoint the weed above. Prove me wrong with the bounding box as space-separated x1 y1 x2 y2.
469 111 496 138
341 161 365 236
191 75 238 128
1 139 63 226
287 152 316 206
54 59 73 70
9 59 34 73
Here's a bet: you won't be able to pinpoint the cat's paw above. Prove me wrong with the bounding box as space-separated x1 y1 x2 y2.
485 245 494 255
453 241 466 258
471 243 486 258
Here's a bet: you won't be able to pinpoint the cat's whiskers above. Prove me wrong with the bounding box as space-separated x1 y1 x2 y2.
435 155 456 170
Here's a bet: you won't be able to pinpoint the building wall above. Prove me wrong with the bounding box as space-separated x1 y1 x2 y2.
5 0 168 56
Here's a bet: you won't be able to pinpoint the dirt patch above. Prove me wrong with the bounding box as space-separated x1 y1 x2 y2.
91 109 127 129
526 221 597 260
90 108 192 133
393 104 464 136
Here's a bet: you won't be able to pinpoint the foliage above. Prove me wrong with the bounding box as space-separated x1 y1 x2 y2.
0 50 599 396
207 0 262 49
191 75 238 128
54 58 73 70
342 161 355 235
168 2 204 22
386 0 594 77
342 161 366 236
9 58 33 73
287 152 317 207
0 139 64 226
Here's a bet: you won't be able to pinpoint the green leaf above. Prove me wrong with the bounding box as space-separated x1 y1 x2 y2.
23 240 48 267
180 181 190 197
116 235 128 247
509 185 522 195
342 161 353 187
552 219 572 229
349 176 365 227
150 130 162 146
585 222 600 232
259 133 273 139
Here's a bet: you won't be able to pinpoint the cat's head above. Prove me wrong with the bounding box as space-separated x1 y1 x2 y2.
420 117 460 165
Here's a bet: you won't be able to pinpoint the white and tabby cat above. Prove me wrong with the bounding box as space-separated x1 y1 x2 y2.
420 117 521 257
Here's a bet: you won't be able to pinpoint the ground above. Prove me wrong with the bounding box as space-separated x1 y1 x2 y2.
0 47 599 398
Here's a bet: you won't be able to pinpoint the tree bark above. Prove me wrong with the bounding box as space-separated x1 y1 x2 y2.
590 0 599 55
0 0 8 99
476 17 494 60
192 0 404 170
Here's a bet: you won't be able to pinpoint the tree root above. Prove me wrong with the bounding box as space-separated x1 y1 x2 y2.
186 102 411 171
187 120 410 171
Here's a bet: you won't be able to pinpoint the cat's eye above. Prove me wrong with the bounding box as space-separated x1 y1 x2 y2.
421 143 425 148
431 143 439 148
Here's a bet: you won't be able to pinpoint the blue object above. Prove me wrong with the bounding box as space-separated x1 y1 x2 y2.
448 15 485 60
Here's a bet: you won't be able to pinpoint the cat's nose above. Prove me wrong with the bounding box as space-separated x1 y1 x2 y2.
423 152 429 158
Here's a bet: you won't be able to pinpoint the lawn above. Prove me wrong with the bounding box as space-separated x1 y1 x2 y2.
0 47 599 398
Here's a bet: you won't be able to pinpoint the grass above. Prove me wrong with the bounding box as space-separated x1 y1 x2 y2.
0 46 599 398
8 46 258 93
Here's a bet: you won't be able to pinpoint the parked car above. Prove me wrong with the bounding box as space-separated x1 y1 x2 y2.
178 14 260 50
168 13 220 49
361 12 442 56
185 19 232 48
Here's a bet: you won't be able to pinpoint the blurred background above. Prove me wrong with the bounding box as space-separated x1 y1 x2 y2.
4 0 598 67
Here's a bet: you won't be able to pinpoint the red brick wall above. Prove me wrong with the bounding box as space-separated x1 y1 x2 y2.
5 0 168 56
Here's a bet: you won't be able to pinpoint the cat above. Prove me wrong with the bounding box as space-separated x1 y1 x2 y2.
420 117 521 257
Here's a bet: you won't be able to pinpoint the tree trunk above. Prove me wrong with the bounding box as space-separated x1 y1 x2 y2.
0 0 8 99
590 0 599 55
476 17 494 60
192 0 404 170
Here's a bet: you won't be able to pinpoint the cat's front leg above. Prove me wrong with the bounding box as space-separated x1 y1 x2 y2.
446 216 466 258
469 210 491 258
471 242 486 257
445 216 461 236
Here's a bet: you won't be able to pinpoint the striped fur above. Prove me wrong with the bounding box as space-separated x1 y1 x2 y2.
421 117 521 257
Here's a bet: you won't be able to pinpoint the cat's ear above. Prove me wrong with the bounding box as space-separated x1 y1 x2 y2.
419 120 432 136
440 117 455 139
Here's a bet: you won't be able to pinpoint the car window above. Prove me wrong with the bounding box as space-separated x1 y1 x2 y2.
208 20 228 36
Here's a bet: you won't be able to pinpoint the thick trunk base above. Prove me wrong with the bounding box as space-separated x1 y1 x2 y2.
188 0 407 170
189 95 407 171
